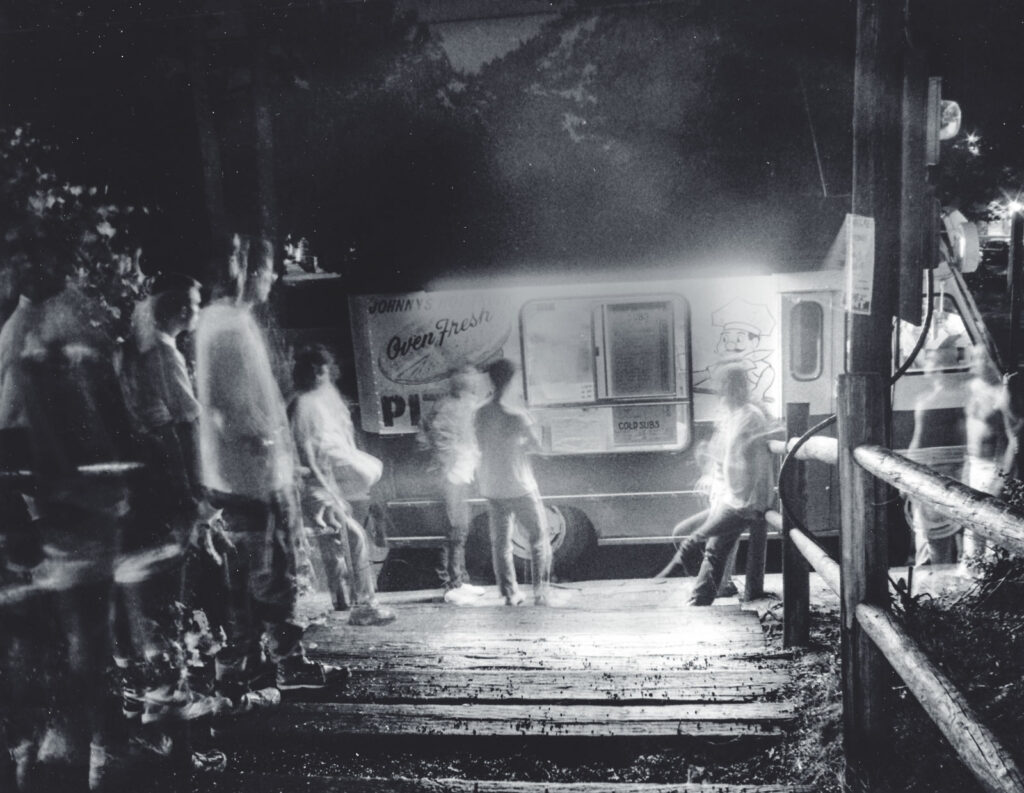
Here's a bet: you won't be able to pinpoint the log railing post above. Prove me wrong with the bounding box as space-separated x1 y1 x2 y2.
838 373 892 790
782 402 810 648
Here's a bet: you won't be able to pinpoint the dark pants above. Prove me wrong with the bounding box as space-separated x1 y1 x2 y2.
439 480 471 589
208 489 303 677
486 493 551 599
678 506 763 606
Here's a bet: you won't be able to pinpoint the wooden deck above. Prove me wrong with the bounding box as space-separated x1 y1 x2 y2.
229 578 794 741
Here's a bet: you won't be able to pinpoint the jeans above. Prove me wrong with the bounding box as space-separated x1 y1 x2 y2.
208 489 303 674
677 506 762 605
439 479 471 589
486 493 551 599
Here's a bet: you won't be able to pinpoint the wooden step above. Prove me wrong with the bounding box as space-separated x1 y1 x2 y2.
222 701 795 740
302 667 789 704
214 774 815 792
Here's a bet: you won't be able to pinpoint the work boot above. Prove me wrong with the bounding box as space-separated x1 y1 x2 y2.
348 602 397 626
276 656 328 690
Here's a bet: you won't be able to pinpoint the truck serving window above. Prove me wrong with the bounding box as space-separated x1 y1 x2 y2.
521 296 687 407
602 302 675 398
789 301 823 381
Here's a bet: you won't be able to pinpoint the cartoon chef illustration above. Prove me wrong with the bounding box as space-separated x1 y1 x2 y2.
693 298 775 403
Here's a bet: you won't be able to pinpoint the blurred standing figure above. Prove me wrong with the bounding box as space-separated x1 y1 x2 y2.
908 340 964 565
418 367 485 605
289 344 396 626
15 248 139 791
657 363 772 606
474 358 551 606
128 273 205 543
959 350 1011 575
195 233 329 695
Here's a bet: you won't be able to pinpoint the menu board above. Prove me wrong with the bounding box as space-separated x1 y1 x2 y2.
603 302 674 398
521 300 596 405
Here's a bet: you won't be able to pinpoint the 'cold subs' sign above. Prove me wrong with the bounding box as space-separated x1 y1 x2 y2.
350 291 516 433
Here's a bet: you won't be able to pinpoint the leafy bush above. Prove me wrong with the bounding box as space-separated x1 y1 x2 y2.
1 124 149 339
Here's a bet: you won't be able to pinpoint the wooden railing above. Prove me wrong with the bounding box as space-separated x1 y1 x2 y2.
773 375 1024 793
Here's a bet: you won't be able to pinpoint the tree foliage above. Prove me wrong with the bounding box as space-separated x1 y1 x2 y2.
1 125 149 338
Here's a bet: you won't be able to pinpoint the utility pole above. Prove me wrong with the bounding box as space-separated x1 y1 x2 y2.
840 0 903 789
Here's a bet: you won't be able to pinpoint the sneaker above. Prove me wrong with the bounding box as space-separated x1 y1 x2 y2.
444 587 481 605
717 579 739 598
457 582 486 596
534 592 551 607
504 591 526 607
235 686 282 712
142 687 232 724
191 749 228 774
276 656 327 690
348 602 397 626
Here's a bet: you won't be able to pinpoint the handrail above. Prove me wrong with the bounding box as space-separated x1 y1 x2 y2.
856 603 1024 793
770 403 1024 793
789 527 840 596
854 444 1024 557
766 510 839 594
768 436 838 466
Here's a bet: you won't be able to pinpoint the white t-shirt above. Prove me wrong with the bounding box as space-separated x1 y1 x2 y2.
474 400 539 499
290 384 381 500
195 301 293 499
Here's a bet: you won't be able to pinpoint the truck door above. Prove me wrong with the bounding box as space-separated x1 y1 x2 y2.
779 289 843 535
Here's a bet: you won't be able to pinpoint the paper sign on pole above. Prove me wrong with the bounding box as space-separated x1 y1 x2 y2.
845 213 875 315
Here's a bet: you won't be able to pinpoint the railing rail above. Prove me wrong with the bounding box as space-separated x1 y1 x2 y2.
773 393 1024 793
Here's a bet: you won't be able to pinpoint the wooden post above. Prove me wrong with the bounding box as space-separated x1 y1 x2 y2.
838 373 892 790
782 402 810 648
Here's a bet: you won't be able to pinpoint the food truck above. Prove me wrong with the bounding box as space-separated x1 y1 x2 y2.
278 254 997 580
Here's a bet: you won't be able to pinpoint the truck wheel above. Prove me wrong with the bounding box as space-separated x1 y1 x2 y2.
464 513 496 584
466 505 598 583
507 504 596 581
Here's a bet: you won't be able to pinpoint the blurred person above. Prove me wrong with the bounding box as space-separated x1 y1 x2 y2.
907 338 965 565
417 366 485 605
194 233 331 697
958 350 1012 575
655 363 773 606
13 248 140 791
0 253 61 792
288 344 396 626
474 358 551 606
117 272 236 748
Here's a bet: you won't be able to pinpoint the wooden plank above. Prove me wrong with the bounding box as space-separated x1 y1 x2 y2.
221 774 817 793
304 668 790 704
226 701 795 739
853 444 1024 556
768 436 837 466
310 639 770 668
312 648 791 674
308 602 767 641
856 604 1024 793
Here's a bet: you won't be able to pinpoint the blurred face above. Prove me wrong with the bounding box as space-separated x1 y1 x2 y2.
244 240 276 305
182 286 201 332
315 363 332 387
